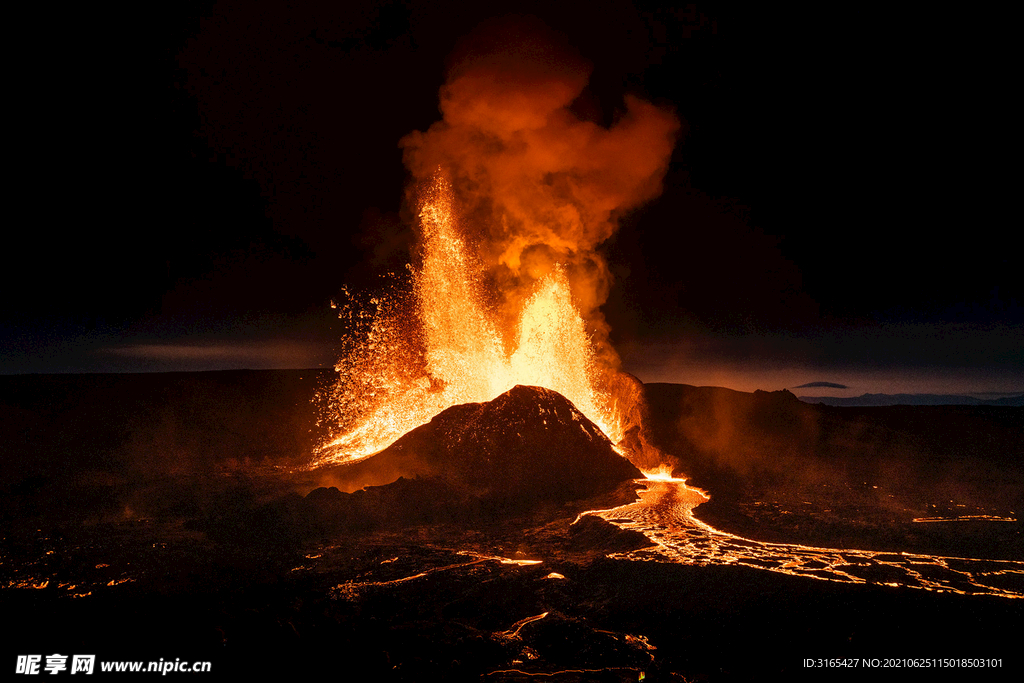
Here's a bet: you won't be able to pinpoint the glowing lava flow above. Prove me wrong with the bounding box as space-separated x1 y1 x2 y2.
584 476 1024 598
330 549 544 602
314 176 620 467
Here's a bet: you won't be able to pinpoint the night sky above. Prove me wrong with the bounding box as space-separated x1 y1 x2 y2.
5 1 1020 397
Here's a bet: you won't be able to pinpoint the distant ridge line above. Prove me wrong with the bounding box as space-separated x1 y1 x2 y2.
798 393 1024 407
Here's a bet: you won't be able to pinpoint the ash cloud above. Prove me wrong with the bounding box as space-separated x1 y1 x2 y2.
399 16 679 365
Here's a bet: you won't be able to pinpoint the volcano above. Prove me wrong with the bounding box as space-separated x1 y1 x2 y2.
326 384 642 504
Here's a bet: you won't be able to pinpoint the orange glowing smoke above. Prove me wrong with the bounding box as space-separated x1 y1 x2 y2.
313 20 678 467
401 18 679 368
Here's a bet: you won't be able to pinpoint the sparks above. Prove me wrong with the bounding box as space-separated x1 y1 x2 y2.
313 174 626 467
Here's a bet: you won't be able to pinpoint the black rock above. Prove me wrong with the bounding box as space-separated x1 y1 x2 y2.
340 385 642 503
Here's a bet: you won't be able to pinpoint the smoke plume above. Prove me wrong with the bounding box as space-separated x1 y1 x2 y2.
400 17 679 366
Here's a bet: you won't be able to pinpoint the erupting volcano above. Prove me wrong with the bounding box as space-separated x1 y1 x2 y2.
314 176 634 467
314 25 679 470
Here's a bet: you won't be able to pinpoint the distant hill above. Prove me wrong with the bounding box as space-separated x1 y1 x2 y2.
642 382 1024 557
643 382 1019 509
798 393 1024 407
643 383 1024 497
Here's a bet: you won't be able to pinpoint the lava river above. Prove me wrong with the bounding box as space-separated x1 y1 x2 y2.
585 477 1024 599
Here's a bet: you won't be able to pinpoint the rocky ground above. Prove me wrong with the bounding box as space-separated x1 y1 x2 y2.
4 492 1021 681
2 371 1021 680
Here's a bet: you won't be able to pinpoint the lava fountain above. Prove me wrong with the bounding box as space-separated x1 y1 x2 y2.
313 175 623 467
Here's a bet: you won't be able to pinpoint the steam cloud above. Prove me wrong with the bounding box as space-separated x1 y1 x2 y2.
400 17 679 367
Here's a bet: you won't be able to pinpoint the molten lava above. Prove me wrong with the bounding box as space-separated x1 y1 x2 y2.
314 175 624 467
